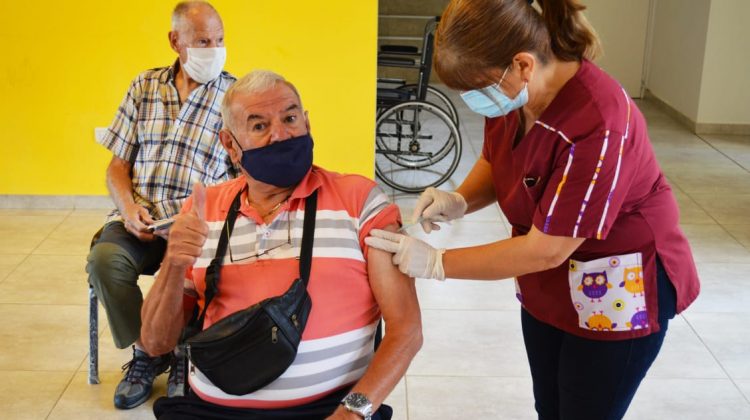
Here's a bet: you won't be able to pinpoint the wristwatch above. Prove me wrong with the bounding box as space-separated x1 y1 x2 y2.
340 392 373 420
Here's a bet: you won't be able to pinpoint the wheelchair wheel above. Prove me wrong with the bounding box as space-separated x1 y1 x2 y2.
375 100 462 193
399 84 460 127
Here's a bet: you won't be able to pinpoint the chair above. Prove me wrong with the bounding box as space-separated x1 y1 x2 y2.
88 285 100 384
87 258 159 385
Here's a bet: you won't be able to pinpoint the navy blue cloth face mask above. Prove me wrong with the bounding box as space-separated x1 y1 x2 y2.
232 133 314 187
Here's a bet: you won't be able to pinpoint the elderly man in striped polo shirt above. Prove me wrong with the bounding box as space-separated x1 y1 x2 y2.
86 1 236 410
140 70 423 420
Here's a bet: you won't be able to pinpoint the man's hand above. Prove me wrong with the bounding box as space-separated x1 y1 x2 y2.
164 183 209 269
122 202 157 241
365 229 446 280
153 229 170 240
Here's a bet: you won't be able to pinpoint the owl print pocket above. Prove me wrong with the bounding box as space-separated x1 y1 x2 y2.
568 253 648 332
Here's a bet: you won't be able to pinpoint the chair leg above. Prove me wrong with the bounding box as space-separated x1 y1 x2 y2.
88 286 100 385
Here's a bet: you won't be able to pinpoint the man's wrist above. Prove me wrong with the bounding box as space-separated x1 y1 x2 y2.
340 392 373 420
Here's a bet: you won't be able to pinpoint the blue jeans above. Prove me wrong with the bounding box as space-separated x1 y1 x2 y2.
521 258 677 420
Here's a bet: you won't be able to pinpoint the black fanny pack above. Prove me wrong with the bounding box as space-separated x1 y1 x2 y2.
184 189 318 396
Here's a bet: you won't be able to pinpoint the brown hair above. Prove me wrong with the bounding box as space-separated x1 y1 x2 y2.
434 0 601 90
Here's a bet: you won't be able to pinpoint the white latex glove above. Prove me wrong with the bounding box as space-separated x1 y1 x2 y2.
365 229 446 280
412 187 468 233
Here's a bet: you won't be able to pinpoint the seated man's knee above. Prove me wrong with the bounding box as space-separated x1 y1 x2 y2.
87 242 138 287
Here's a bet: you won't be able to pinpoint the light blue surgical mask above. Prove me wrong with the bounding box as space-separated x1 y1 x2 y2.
460 66 528 118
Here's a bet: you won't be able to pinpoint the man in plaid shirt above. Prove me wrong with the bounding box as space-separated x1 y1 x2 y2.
86 1 236 410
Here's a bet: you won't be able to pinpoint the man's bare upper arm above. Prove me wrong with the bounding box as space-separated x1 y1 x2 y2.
366 224 421 326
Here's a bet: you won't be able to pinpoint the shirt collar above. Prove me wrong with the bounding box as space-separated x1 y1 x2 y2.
163 58 225 88
228 167 323 220
163 59 180 85
288 166 323 200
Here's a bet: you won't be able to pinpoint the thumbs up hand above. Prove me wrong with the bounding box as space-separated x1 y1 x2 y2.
165 183 210 269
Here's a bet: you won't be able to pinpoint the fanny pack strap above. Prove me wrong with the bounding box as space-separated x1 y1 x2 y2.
192 188 318 330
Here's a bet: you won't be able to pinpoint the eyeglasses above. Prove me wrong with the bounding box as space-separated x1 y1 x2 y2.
228 211 292 263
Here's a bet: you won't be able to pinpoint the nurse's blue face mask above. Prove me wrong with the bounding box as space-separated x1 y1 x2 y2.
230 132 314 188
460 65 529 118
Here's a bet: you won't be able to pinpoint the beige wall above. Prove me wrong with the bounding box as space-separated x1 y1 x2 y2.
697 0 750 125
645 0 711 122
584 0 650 97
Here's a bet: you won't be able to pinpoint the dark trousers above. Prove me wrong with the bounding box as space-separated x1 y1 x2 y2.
522 258 677 420
153 386 393 419
86 221 167 348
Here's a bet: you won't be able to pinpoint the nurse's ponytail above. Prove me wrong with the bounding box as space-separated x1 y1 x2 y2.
435 0 602 91
536 0 601 61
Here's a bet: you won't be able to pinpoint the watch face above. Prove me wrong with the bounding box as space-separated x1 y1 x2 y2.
347 393 369 408
344 392 373 416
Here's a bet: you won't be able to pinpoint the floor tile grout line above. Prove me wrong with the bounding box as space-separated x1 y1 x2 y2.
0 208 89 287
0 209 73 286
0 256 32 285
673 180 750 254
404 375 410 420
44 367 80 420
680 313 750 405
28 208 76 255
694 132 750 174
723 228 750 254
0 209 74 283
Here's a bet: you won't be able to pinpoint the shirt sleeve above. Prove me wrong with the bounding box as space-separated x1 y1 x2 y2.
357 184 401 252
533 129 630 240
98 76 142 163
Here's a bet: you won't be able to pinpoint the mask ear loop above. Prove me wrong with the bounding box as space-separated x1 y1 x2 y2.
496 65 512 87
479 65 513 110
495 64 529 103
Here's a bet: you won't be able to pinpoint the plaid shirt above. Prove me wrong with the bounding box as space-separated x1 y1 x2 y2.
99 62 237 220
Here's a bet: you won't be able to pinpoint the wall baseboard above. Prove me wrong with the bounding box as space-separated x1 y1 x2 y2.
694 122 750 136
644 90 750 135
0 195 112 209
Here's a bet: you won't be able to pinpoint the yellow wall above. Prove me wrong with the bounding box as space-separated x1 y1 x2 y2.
0 1 377 195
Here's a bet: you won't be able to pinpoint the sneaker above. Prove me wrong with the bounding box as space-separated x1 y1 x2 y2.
167 347 186 398
113 346 170 409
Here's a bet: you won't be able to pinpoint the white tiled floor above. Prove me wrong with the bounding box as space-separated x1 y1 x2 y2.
1 92 749 419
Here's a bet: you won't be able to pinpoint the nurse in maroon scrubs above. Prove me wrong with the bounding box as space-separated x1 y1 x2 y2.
365 0 700 418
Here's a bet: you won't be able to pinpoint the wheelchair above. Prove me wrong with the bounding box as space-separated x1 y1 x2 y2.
375 17 462 193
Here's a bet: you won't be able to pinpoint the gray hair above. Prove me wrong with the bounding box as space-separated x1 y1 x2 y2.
221 70 302 132
171 1 219 31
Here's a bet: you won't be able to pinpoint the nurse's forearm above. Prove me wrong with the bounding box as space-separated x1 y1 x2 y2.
442 226 585 280
456 157 497 214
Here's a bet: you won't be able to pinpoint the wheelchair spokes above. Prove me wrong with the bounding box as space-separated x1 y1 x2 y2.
375 101 461 193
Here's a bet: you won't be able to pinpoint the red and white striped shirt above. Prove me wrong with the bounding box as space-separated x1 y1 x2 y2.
181 167 400 408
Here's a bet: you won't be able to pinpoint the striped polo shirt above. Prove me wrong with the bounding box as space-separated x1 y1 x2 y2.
182 167 400 408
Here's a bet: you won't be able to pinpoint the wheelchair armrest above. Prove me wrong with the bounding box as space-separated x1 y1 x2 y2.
380 44 419 55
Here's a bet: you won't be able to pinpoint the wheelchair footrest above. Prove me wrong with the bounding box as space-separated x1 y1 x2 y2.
377 88 412 102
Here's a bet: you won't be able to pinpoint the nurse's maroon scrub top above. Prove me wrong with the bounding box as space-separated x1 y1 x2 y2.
483 60 700 340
